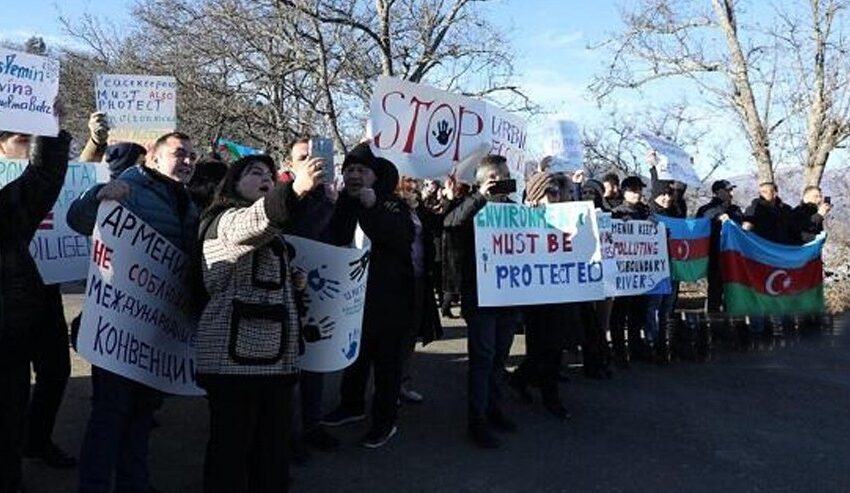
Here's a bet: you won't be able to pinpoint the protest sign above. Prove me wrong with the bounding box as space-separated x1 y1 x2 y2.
95 74 177 144
641 133 701 187
78 201 203 395
600 217 672 296
285 235 370 372
474 202 604 306
0 48 60 136
0 159 109 284
368 76 527 182
542 119 583 172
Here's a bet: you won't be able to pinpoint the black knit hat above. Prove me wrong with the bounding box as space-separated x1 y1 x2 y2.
621 176 646 191
342 141 379 174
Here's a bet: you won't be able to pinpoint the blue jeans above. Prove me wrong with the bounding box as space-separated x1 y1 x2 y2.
645 294 674 343
464 307 518 419
78 367 161 493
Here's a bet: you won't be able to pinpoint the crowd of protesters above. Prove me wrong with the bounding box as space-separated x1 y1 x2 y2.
0 112 832 493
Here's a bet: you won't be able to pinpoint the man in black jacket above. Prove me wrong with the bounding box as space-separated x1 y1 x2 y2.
791 185 831 244
696 180 744 312
743 182 794 244
0 130 70 493
443 155 519 449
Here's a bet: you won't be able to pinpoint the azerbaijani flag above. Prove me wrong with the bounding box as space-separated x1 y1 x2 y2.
720 221 825 316
657 216 710 281
216 138 261 162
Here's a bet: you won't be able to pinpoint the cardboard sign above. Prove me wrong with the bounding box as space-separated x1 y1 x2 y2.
0 48 60 136
600 217 672 296
78 201 203 395
95 74 177 144
474 202 604 306
542 119 583 172
368 76 527 182
0 159 109 284
641 133 701 187
285 235 370 372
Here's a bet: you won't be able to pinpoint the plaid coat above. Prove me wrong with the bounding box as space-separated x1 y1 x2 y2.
195 195 300 377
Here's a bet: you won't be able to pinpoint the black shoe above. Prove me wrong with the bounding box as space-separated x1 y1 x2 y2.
320 407 367 427
508 373 533 404
468 420 501 449
24 442 77 469
304 426 341 451
487 411 517 433
361 426 398 449
543 398 571 420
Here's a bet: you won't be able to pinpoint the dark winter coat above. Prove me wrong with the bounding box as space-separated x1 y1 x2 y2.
696 197 745 272
612 200 651 221
0 133 70 368
790 202 825 245
442 191 490 310
743 197 794 245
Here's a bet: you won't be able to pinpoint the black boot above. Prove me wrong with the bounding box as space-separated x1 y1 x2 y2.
468 417 501 449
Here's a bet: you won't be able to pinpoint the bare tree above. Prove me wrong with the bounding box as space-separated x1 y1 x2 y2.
591 0 850 189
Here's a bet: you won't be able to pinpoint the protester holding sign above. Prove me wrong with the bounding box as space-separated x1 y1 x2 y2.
195 154 320 492
70 131 199 493
443 155 520 449
0 128 70 493
509 171 574 420
696 180 744 313
646 183 678 364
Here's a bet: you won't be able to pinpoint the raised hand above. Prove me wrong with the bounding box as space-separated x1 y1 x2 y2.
432 120 454 145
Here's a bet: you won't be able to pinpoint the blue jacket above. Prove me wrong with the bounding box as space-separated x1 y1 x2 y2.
67 165 198 251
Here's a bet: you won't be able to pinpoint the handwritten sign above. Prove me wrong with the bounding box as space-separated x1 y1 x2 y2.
0 48 60 136
78 201 202 395
542 119 583 172
285 235 370 372
368 76 527 181
641 133 701 187
600 217 672 296
0 159 109 283
473 202 604 306
95 74 177 144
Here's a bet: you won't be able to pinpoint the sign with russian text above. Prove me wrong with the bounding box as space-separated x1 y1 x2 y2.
542 119 583 172
601 217 672 296
368 76 527 182
78 201 202 395
641 133 701 187
0 48 60 136
285 235 370 372
474 201 604 306
0 159 109 283
95 74 177 144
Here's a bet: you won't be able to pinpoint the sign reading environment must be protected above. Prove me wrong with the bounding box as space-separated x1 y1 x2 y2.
474 202 605 307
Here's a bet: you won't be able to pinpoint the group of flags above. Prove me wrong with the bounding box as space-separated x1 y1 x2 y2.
658 216 825 316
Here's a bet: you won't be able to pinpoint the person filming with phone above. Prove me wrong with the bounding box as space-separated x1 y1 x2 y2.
791 185 831 245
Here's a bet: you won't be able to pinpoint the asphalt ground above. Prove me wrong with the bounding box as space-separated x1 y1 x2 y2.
21 293 850 492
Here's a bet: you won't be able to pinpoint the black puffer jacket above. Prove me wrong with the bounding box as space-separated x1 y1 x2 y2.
0 132 70 368
790 202 825 245
612 200 651 220
442 191 490 311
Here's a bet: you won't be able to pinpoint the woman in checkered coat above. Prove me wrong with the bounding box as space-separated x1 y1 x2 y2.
195 154 323 493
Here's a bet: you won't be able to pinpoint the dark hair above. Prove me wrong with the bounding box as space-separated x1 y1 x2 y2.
475 154 508 184
602 172 620 186
289 136 310 151
203 155 276 221
189 158 229 210
153 131 192 152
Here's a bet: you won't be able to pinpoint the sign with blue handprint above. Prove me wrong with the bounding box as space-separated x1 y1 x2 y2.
285 234 369 372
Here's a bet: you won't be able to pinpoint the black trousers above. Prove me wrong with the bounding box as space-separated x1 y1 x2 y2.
203 376 293 493
27 285 71 451
515 304 574 399
706 258 724 312
0 361 30 493
611 295 646 358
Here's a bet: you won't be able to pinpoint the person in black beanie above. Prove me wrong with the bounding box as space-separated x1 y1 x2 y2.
104 142 147 180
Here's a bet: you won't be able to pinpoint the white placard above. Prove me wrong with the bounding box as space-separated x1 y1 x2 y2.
474 201 604 306
285 235 370 372
542 119 583 172
600 217 672 296
641 133 701 187
0 48 60 136
369 76 527 186
95 74 177 144
0 159 109 283
78 201 202 395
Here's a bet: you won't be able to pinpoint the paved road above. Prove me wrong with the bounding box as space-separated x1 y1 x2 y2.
22 295 850 492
